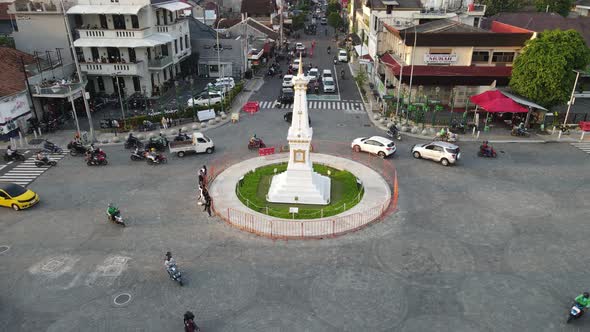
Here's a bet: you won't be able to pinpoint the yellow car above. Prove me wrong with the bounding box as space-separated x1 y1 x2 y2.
0 183 39 210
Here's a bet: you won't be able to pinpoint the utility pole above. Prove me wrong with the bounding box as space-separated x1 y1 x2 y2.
20 56 39 122
59 0 95 142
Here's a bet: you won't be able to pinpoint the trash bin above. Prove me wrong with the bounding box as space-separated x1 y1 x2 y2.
245 70 253 79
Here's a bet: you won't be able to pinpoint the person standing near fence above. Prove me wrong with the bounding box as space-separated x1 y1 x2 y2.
196 184 204 206
199 165 207 185
161 116 167 129
203 193 212 217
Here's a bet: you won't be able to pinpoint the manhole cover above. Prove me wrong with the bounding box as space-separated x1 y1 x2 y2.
337 123 346 127
0 245 9 254
363 124 372 127
355 116 360 119
114 293 132 306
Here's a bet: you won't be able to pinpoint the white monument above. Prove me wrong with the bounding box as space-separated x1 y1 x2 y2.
267 56 331 205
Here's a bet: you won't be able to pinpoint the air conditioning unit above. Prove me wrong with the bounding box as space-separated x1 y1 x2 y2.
395 20 401 25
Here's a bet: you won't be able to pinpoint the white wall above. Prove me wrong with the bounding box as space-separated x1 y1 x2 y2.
13 15 74 65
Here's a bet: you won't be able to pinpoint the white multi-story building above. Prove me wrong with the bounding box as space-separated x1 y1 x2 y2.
68 0 192 97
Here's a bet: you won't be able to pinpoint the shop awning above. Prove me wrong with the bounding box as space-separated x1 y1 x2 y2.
152 1 192 11
74 33 173 48
380 53 401 72
470 90 528 113
67 4 145 14
354 45 369 57
499 90 548 111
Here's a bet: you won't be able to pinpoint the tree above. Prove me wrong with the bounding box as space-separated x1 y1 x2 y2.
482 0 526 16
327 0 341 15
328 12 343 29
534 0 574 17
292 13 305 31
510 29 590 107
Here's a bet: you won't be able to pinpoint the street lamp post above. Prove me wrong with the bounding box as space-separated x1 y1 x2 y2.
174 80 181 114
190 78 196 120
559 70 581 139
113 73 126 128
216 18 226 115
406 25 417 123
142 85 148 116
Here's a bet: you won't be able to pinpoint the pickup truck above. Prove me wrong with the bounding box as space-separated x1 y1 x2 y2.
168 132 215 157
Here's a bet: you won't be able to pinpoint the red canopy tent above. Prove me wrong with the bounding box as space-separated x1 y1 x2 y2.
469 90 528 113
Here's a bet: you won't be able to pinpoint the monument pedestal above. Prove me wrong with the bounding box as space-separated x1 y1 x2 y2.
267 168 331 205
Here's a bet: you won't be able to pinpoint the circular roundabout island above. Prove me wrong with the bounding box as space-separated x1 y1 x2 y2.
209 153 393 239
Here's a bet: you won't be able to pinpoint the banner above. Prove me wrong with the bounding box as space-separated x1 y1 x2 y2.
424 54 457 64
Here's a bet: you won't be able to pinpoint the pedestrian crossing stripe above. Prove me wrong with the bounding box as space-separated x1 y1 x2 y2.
256 100 365 113
571 142 590 154
0 151 68 186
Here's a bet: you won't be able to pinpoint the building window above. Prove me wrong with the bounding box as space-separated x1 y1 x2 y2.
174 39 178 54
185 34 189 48
112 15 125 29
474 17 480 27
133 77 141 92
99 14 108 29
131 15 139 29
163 69 167 80
156 10 160 25
472 51 489 63
386 5 393 14
373 16 378 31
209 64 219 73
492 52 515 63
180 36 183 51
128 48 136 62
97 77 105 91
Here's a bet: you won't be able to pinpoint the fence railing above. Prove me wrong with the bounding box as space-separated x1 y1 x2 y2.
206 142 398 239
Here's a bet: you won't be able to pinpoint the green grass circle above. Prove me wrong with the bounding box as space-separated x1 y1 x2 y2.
236 163 364 219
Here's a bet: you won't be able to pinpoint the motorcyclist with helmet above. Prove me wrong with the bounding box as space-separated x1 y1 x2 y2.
147 148 157 162
36 151 49 164
165 251 176 276
6 145 15 157
107 203 120 222
575 292 590 316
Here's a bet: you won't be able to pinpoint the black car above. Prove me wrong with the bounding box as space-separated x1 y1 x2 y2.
284 112 311 125
279 88 294 104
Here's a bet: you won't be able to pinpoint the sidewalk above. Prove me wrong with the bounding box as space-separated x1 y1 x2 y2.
348 59 589 144
0 78 264 150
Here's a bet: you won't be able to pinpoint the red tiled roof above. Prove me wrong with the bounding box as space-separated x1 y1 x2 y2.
0 47 36 97
380 54 512 78
361 54 373 61
241 0 275 15
490 21 533 33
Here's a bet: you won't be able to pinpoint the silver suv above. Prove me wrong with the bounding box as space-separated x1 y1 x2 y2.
411 141 460 166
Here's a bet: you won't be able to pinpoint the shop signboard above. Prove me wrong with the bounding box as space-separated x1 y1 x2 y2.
424 54 457 64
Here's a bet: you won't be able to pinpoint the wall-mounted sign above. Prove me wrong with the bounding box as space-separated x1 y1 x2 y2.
424 54 457 64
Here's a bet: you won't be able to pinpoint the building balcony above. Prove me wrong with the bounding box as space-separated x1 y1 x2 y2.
148 55 173 69
10 0 63 14
174 48 191 63
77 27 151 39
155 19 189 37
413 9 453 19
80 62 144 76
465 4 486 15
32 82 85 98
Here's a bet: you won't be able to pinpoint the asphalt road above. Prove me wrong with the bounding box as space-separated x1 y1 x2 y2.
2 26 590 331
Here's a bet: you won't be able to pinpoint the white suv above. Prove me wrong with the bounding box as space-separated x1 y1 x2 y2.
411 141 460 166
338 49 348 62
322 69 333 81
323 77 335 93
282 75 294 88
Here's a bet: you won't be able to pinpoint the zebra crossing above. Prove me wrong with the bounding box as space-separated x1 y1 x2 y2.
257 100 366 114
571 142 590 155
0 151 68 187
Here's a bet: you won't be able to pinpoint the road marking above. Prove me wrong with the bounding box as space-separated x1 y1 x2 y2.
571 142 590 155
0 165 5 171
25 150 30 154
7 161 13 165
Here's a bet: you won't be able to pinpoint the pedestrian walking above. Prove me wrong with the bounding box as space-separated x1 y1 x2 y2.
112 119 119 136
199 165 207 184
203 194 212 217
184 311 200 332
198 173 204 187
161 116 167 129
196 184 204 205
167 117 173 128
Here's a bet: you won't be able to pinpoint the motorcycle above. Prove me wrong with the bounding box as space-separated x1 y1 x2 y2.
567 303 585 323
146 153 167 164
434 131 458 142
341 70 345 80
450 120 466 134
42 140 63 153
124 136 143 149
3 151 26 162
327 47 331 54
511 127 530 137
314 83 320 94
477 145 497 158
106 210 125 227
130 150 147 161
166 263 183 286
35 157 57 167
386 124 402 141
85 153 108 166
248 138 266 149
67 141 89 156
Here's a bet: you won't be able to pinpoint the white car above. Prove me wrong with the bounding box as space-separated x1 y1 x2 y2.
320 17 327 25
351 136 396 158
338 49 348 62
323 77 335 93
282 75 294 88
292 58 301 70
307 68 319 83
322 69 333 81
411 141 460 166
187 91 223 107
206 82 230 93
215 77 235 89
295 42 306 57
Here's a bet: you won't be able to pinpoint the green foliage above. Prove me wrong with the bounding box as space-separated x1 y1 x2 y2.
354 68 368 87
292 13 305 31
327 12 343 28
534 0 573 17
327 0 341 15
0 36 14 48
236 163 364 219
510 29 590 107
481 0 526 16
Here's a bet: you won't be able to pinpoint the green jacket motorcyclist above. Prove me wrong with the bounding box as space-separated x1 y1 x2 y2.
107 204 119 219
575 292 590 308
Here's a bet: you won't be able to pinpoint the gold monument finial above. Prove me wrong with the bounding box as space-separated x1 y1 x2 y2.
298 53 303 76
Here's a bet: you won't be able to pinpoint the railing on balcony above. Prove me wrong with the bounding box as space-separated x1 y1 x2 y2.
32 82 85 98
77 27 151 39
148 55 173 69
155 19 188 34
80 62 144 76
13 0 60 13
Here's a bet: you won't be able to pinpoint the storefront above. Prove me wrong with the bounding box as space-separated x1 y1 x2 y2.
0 92 32 141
